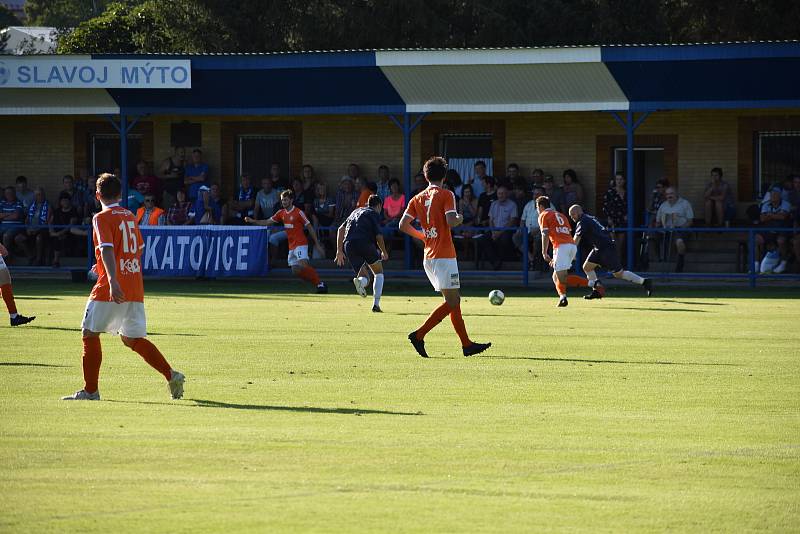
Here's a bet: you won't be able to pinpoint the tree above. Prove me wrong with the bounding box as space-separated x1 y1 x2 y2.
24 0 120 29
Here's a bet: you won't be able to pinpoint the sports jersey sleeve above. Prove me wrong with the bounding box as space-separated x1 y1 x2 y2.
299 209 311 226
135 223 145 254
93 214 114 249
271 210 284 224
538 211 548 232
574 219 584 240
444 190 457 214
403 197 418 222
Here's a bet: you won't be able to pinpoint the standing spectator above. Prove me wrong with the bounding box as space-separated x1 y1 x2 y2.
160 146 186 208
476 175 497 226
136 194 166 227
269 162 287 190
60 175 86 218
70 176 102 242
0 186 25 256
511 178 529 214
335 176 359 224
703 167 735 226
255 176 279 220
655 187 694 272
541 175 564 213
224 174 256 224
648 178 669 226
127 182 146 213
50 192 79 267
376 165 391 200
499 163 520 189
410 172 427 197
514 186 545 269
790 175 800 272
603 172 628 263
167 189 193 226
291 178 314 217
480 185 519 269
530 168 545 189
15 176 35 211
184 148 209 203
131 160 161 199
355 177 373 208
17 187 49 265
381 178 406 247
344 163 361 184
755 186 791 273
469 160 489 197
312 181 337 252
561 169 584 209
445 168 463 197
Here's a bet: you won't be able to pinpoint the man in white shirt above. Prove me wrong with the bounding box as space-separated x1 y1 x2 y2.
513 186 544 269
655 187 694 272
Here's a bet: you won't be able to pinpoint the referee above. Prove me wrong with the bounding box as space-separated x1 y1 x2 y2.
335 194 389 312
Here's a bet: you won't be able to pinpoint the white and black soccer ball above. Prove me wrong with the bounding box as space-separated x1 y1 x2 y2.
488 289 505 306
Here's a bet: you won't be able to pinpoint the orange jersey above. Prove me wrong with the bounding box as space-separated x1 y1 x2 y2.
90 204 145 303
538 209 575 249
356 189 371 208
403 185 457 259
272 207 309 250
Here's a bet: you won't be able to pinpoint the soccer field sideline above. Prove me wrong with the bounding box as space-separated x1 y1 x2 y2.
1 280 799 532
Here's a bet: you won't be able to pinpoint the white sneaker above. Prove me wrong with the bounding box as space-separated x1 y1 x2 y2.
774 260 787 274
168 370 185 400
352 277 367 298
61 389 100 401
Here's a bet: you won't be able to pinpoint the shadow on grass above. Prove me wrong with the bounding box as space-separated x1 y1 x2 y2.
396 312 544 318
483 355 741 367
15 296 63 301
655 299 728 306
27 326 202 337
606 307 710 313
105 398 422 416
0 362 70 367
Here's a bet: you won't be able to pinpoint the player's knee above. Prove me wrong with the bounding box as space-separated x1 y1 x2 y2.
612 270 624 279
82 329 100 339
121 335 139 349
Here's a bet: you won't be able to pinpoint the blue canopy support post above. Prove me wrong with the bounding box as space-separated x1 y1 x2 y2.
106 113 141 209
388 112 428 270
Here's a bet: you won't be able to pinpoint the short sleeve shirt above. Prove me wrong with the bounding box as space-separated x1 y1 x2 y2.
488 199 518 228
575 214 614 249
538 209 575 249
657 198 694 228
344 207 381 243
90 205 144 303
0 199 24 224
272 207 309 250
402 185 457 259
185 162 209 199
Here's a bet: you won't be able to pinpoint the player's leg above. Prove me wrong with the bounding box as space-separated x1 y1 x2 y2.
408 259 452 358
366 260 384 311
0 261 35 326
61 330 103 400
344 241 368 298
291 247 327 293
552 244 576 306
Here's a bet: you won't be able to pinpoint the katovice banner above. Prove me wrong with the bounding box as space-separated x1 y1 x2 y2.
139 226 268 277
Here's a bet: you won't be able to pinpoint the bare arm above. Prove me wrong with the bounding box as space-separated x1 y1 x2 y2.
100 246 125 303
376 234 388 260
541 230 551 261
446 212 463 228
305 222 325 253
334 223 347 266
244 216 275 226
399 214 425 241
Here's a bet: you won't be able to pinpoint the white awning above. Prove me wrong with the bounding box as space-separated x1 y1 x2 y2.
0 88 119 115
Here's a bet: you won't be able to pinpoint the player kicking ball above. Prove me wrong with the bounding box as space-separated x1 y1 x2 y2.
62 173 185 401
335 194 388 312
568 204 652 299
400 156 491 358
0 244 35 326
537 196 577 307
245 189 328 294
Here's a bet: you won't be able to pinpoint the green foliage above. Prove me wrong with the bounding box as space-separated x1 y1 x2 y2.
0 4 21 29
24 0 119 29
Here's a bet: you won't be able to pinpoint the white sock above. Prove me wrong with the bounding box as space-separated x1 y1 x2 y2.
586 271 598 288
621 271 644 284
372 274 384 306
359 276 369 289
10 313 18 319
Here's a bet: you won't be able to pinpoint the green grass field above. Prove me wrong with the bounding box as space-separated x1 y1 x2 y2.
1 279 799 532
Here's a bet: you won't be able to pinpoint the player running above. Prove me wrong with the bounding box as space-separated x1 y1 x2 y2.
62 173 185 401
335 194 388 312
0 244 35 326
400 156 491 358
246 189 328 294
568 204 652 299
537 196 577 307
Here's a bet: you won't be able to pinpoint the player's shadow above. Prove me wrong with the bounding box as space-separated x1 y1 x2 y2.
605 307 710 313
190 398 422 416
395 312 544 318
27 326 201 336
485 356 740 367
0 362 70 367
655 299 728 306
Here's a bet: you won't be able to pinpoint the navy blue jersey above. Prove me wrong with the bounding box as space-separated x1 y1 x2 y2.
574 214 615 249
343 207 381 243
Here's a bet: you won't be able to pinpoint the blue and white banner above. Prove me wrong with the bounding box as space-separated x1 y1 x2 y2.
140 226 268 277
0 58 191 88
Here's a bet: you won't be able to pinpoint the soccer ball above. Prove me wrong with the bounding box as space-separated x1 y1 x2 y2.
488 289 505 306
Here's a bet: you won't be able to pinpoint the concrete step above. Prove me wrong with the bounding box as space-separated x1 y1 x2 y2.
646 261 742 273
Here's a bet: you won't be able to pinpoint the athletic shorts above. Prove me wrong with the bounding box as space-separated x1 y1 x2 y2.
586 245 622 273
552 243 577 272
81 300 146 338
423 258 460 291
287 245 309 267
344 239 380 274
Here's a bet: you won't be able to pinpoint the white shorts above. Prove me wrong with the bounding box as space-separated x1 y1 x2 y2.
423 258 460 291
553 243 577 272
287 245 309 267
81 300 147 338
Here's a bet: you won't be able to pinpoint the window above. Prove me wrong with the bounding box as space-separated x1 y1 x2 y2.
237 135 290 185
757 131 800 197
90 134 143 177
440 134 493 184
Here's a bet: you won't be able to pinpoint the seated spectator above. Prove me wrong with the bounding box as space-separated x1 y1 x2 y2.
167 189 193 225
355 177 372 208
374 165 391 200
190 183 223 225
160 146 187 205
445 168 463 197
70 176 102 241
334 176 358 224
761 176 793 206
381 179 406 248
136 194 166 227
410 172 427 197
469 160 489 197
82 174 98 212
655 187 694 272
511 177 529 214
756 186 792 273
478 185 519 269
268 162 287 190
50 192 79 267
224 173 256 224
648 178 669 226
255 176 279 220
15 176 35 211
458 183 478 227
0 186 25 257
542 175 564 213
60 175 85 218
312 181 336 251
476 175 497 226
131 160 161 199
789 176 800 271
184 148 209 203
127 182 146 212
16 187 49 265
514 186 545 270
703 167 736 227
603 172 628 263
344 163 361 185
561 169 584 209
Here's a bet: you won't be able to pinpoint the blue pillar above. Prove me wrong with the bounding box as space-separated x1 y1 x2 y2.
402 113 412 270
625 110 635 270
120 113 128 208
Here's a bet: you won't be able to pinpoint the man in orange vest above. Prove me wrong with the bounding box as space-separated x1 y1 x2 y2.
135 194 165 226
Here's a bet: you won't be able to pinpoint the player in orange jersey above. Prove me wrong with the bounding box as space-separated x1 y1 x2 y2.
537 196 578 307
0 243 35 326
400 156 491 358
62 174 184 401
246 189 328 293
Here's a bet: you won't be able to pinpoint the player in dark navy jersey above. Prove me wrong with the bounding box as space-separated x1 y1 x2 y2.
335 195 388 312
569 204 652 299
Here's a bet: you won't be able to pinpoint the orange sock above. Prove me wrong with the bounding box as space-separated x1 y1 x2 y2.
416 302 451 340
449 304 472 347
1 283 17 314
130 338 172 381
82 336 102 393
555 280 567 297
297 266 320 286
567 275 589 287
